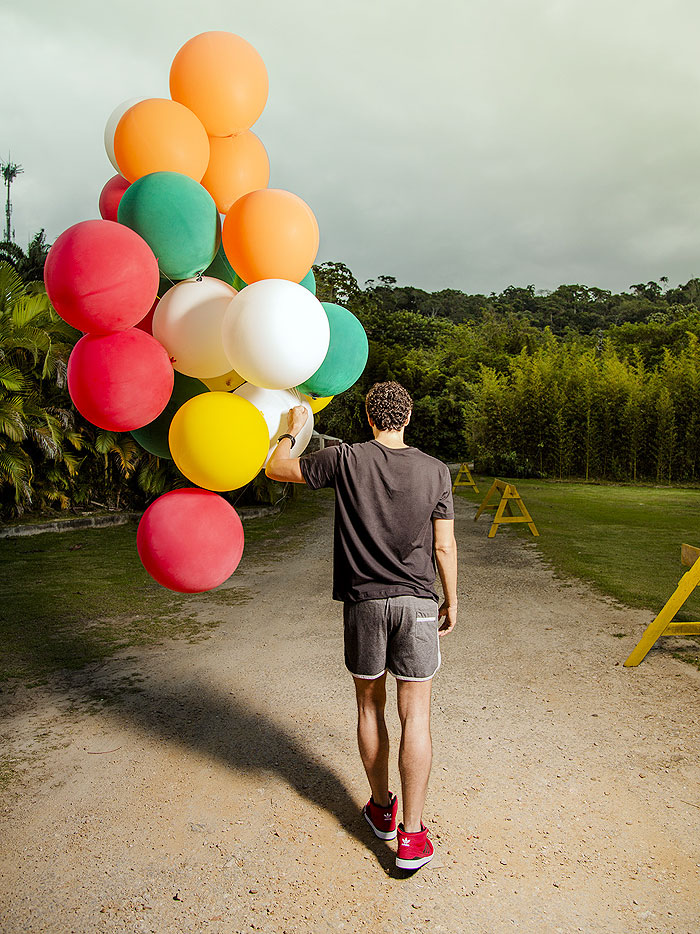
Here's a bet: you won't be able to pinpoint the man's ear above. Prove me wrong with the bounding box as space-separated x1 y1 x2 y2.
405 410 412 427
367 412 375 428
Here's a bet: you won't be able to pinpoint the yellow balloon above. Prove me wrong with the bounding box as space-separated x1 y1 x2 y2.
169 392 268 491
303 394 333 414
201 368 245 392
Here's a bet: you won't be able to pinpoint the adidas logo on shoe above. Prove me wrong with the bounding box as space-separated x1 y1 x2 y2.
395 822 434 870
363 793 398 840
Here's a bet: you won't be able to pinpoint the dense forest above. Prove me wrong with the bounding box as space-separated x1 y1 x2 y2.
1 235 699 519
312 262 700 482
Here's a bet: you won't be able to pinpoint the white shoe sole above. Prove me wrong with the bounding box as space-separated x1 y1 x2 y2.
396 852 434 870
363 809 397 840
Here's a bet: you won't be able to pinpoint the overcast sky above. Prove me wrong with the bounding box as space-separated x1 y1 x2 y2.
4 0 700 295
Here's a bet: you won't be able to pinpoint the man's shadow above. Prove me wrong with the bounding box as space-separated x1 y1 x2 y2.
62 659 408 878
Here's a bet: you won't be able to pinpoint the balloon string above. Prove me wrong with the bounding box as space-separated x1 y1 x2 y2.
230 482 253 507
230 482 293 526
159 271 177 295
266 484 293 533
230 482 289 510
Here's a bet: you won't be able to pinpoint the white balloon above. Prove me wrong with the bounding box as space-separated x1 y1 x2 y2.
222 279 330 390
104 98 143 174
153 277 237 379
234 385 314 464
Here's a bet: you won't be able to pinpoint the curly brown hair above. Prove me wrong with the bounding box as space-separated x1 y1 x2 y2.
365 381 413 431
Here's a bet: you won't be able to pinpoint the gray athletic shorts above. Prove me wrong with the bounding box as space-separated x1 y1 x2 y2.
343 595 441 682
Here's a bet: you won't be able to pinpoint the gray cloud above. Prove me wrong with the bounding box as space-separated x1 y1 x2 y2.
4 0 700 294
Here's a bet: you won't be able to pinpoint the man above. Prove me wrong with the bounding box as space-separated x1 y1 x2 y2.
266 381 458 871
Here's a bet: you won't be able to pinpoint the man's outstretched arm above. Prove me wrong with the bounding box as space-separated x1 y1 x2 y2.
433 517 458 636
265 405 308 484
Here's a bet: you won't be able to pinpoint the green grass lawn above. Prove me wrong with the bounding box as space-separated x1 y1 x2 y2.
3 477 699 685
456 477 700 666
0 488 330 686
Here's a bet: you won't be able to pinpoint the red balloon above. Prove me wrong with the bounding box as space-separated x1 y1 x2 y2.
44 219 159 334
137 488 244 592
98 175 130 222
67 329 174 431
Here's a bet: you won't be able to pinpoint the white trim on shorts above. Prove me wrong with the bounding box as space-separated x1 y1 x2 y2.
348 626 442 682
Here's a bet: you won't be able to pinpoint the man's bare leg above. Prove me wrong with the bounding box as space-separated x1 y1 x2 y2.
353 673 390 807
396 678 433 832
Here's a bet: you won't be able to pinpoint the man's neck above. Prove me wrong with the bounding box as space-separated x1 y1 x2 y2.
372 427 408 449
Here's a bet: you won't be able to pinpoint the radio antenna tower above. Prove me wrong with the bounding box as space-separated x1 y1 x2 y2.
1 157 23 242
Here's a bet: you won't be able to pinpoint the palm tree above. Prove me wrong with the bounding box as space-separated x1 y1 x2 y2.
0 261 83 514
92 431 145 509
0 230 51 283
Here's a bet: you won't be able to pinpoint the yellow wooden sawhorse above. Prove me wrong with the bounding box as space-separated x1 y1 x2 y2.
624 544 700 666
452 462 479 494
473 478 539 538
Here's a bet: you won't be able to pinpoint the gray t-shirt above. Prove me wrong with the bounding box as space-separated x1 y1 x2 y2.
299 440 454 603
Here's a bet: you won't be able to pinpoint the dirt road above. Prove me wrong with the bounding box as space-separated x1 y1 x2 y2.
1 492 699 933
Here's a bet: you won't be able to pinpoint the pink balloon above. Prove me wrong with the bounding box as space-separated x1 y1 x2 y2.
99 174 130 222
137 488 244 592
44 219 159 334
67 329 174 431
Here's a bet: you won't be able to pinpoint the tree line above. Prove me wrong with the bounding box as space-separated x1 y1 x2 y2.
2 240 700 519
312 262 700 482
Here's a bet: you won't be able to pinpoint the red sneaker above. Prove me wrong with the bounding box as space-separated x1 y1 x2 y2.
363 793 398 840
395 823 434 870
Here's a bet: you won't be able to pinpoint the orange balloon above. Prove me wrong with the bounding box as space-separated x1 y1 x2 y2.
170 32 268 138
114 98 210 183
222 189 320 284
201 131 270 215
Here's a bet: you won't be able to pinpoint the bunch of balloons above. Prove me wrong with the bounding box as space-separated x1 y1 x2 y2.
44 31 369 594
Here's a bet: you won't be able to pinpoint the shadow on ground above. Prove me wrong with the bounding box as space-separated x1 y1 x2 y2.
41 662 405 877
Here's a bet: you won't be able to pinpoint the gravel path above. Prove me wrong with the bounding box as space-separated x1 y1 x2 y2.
1 492 699 933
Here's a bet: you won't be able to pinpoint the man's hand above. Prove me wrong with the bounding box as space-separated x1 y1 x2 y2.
288 405 308 436
438 601 457 637
265 406 309 484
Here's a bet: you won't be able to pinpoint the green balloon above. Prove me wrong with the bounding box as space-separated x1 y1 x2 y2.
204 244 236 286
297 302 368 397
299 268 316 295
232 271 247 291
118 172 221 281
131 372 209 459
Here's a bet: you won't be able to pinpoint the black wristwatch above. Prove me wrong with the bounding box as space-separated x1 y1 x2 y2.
277 433 296 448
